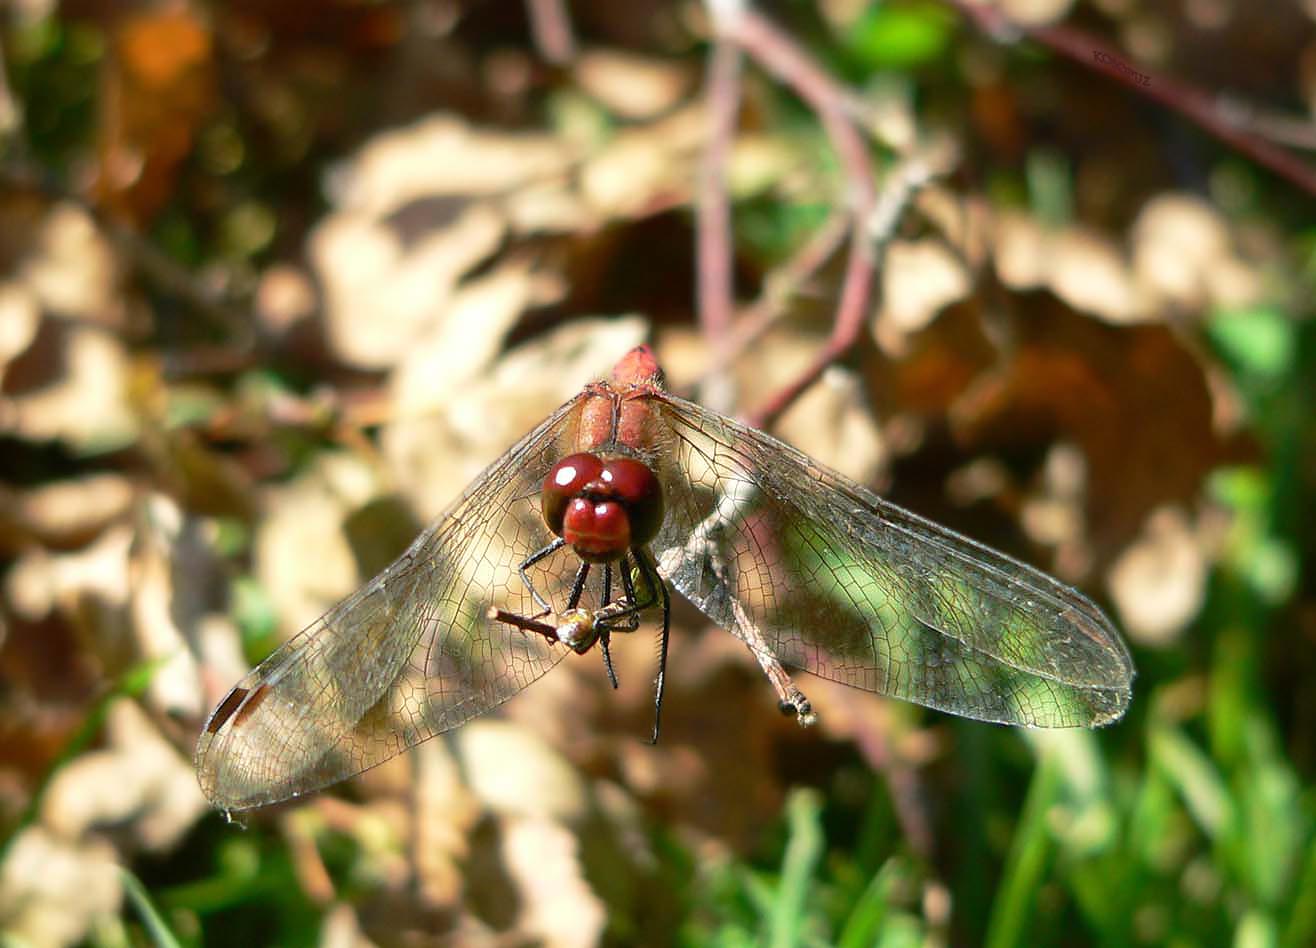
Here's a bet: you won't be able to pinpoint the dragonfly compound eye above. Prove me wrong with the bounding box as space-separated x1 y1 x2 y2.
542 453 605 536
600 457 663 546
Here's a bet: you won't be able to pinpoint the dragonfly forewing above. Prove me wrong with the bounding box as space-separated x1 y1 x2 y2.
196 396 589 811
649 391 1133 728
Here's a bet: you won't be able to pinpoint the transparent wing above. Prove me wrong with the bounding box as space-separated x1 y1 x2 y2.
196 394 589 811
648 391 1133 728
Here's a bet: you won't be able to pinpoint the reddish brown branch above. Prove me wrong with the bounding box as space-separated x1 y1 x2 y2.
697 39 744 355
946 0 1316 198
524 0 576 64
718 9 878 429
698 209 850 387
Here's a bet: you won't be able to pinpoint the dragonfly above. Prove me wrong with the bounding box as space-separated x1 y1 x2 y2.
196 345 1133 812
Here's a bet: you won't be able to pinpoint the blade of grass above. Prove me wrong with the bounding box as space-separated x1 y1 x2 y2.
985 751 1061 948
120 867 184 948
836 860 897 948
770 789 824 948
1281 831 1316 948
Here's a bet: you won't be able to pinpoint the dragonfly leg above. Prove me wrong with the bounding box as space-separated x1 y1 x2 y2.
739 621 819 727
599 564 618 689
517 537 567 615
597 551 656 636
565 560 591 610
630 549 670 744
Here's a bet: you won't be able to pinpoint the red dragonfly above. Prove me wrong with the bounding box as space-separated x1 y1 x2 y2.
197 346 1133 812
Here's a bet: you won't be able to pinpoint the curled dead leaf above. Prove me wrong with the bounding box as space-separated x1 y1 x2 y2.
574 48 695 120
0 326 138 452
41 698 206 848
329 114 576 218
879 238 972 334
1132 193 1260 310
0 827 121 948
310 202 507 369
256 452 385 635
1107 506 1210 644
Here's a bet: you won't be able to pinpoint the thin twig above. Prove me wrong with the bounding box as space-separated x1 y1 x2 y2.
696 208 850 390
524 0 575 64
945 0 1316 197
720 9 878 428
696 37 744 412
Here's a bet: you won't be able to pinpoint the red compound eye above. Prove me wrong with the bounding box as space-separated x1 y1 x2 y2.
541 453 604 537
600 458 663 546
541 452 664 559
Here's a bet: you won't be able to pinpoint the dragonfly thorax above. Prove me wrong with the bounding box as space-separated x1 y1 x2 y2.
541 452 664 562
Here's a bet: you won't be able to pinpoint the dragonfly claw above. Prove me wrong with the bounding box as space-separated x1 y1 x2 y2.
778 692 818 727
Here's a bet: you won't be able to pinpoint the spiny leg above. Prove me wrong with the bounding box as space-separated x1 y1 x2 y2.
565 560 591 610
597 564 618 689
606 551 658 631
517 536 566 615
734 607 817 726
631 549 670 744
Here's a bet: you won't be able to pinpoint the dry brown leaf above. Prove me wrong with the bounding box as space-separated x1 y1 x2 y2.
1048 226 1148 324
19 203 122 326
0 281 39 371
329 114 576 218
499 815 607 948
579 104 705 216
505 179 594 234
0 826 121 948
0 326 137 452
574 48 695 120
727 134 805 199
129 493 218 717
195 613 248 717
654 327 888 485
776 366 889 488
879 238 973 335
319 903 380 948
1106 505 1211 644
256 452 385 635
947 312 1235 551
388 259 539 416
455 720 590 824
999 0 1077 25
413 739 481 908
0 472 134 550
1132 193 1261 310
310 202 507 369
4 524 132 626
382 314 648 521
993 209 1049 290
41 698 207 848
916 187 991 270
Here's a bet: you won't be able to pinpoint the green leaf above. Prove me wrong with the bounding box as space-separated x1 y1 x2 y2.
1149 726 1234 841
845 3 955 70
771 790 825 948
1208 309 1295 383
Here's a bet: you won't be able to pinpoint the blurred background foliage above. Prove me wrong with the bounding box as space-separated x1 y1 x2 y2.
0 0 1314 946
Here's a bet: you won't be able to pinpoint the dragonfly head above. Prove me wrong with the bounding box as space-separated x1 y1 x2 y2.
541 452 664 562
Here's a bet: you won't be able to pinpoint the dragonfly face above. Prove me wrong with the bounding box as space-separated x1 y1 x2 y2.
196 344 1133 813
541 452 665 563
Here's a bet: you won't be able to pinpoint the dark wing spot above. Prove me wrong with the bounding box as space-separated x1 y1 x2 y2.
206 686 250 734
233 683 271 729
